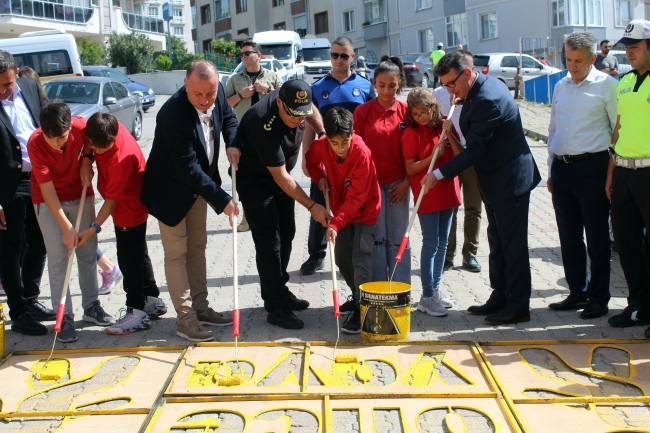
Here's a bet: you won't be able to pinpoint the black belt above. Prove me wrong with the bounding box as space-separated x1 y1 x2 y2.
555 150 608 163
21 171 31 179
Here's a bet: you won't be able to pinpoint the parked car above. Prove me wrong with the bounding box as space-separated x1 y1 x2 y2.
473 53 561 89
83 66 156 112
596 50 632 75
231 58 289 83
399 54 434 87
42 77 144 140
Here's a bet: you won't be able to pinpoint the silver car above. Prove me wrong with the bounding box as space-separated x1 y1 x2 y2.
473 53 562 89
596 50 632 75
42 77 144 140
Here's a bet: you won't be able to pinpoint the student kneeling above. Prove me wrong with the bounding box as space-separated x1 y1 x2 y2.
305 107 381 335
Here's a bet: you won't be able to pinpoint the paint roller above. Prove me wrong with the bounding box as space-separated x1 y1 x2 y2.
230 164 244 387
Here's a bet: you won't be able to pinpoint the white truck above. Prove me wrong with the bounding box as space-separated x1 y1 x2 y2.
253 30 305 81
301 38 331 85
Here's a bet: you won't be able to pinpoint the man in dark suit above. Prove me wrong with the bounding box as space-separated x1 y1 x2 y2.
141 60 239 342
0 49 54 335
422 51 542 325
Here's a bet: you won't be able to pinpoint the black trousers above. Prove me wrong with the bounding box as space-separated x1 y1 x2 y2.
307 181 327 258
114 222 159 311
0 185 46 320
551 152 611 305
238 180 295 312
484 192 532 310
610 166 650 311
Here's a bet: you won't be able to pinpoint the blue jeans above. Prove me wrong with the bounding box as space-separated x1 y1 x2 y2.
372 179 411 284
418 209 454 297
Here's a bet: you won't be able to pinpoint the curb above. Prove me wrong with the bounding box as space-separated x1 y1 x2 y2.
523 128 548 143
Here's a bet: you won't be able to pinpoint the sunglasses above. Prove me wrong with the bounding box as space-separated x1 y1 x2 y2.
441 70 466 89
330 52 351 60
240 50 258 57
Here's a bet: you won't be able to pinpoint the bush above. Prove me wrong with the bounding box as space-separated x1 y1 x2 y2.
211 38 238 57
153 35 195 70
155 54 172 70
78 37 105 66
106 32 155 74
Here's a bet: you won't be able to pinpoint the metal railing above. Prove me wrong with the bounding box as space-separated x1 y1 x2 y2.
202 52 236 74
122 11 164 33
520 37 566 70
0 0 94 24
171 15 183 24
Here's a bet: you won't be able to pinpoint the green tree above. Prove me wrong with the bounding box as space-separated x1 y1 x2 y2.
155 54 172 70
211 38 238 57
77 37 105 66
153 35 195 70
106 31 155 74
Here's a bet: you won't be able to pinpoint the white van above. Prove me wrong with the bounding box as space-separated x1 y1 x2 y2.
0 30 83 81
301 37 331 84
253 30 305 81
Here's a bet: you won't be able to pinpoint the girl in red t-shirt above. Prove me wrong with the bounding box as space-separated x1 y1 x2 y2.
402 88 463 317
353 56 411 284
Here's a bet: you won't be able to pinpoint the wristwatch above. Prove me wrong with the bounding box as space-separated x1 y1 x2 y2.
237 91 244 99
317 131 326 139
90 222 102 234
82 153 94 161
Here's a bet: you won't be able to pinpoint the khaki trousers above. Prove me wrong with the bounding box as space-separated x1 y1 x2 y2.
446 165 483 261
159 198 210 326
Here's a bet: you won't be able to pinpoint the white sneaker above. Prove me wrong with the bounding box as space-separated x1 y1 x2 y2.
417 295 448 317
98 265 123 295
106 308 151 335
433 290 453 308
143 296 167 318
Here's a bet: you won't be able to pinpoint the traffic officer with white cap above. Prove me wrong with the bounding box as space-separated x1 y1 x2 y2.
605 19 650 336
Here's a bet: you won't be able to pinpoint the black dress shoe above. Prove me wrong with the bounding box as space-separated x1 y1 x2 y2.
11 312 48 336
608 307 650 327
462 257 482 272
288 291 310 311
300 255 325 276
467 302 506 315
644 326 650 339
485 307 530 325
580 303 609 319
548 295 589 311
443 260 454 272
28 301 56 321
267 308 304 329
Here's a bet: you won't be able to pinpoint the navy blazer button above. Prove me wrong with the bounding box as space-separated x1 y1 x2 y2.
17 164 22 169
16 146 20 149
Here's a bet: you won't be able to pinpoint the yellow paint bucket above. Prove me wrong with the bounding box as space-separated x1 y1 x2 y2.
359 282 411 342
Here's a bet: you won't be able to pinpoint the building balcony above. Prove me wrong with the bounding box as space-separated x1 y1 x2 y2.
172 15 183 24
170 0 182 5
174 34 184 41
122 11 164 33
363 20 387 40
0 0 94 24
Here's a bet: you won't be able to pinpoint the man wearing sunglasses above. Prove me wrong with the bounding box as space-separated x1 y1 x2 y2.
229 79 328 330
595 40 620 77
299 36 376 278
421 51 541 326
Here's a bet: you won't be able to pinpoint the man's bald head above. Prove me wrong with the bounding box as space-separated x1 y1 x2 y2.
186 60 218 80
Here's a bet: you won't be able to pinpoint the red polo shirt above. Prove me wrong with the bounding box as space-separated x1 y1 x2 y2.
94 123 148 228
402 123 461 214
28 116 94 204
305 134 381 232
353 99 408 186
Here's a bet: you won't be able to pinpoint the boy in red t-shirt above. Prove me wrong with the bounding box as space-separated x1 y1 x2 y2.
78 112 166 335
28 100 114 343
305 107 381 335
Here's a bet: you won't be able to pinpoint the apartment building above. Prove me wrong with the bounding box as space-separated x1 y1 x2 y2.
0 0 193 53
190 0 334 54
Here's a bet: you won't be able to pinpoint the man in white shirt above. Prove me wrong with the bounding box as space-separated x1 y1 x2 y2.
546 31 617 319
435 50 483 273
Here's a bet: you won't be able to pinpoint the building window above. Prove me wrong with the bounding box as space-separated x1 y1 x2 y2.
570 0 603 25
214 0 229 20
293 14 307 37
173 8 182 17
236 0 247 13
418 28 433 53
274 22 286 30
238 28 248 35
343 9 355 32
148 6 158 16
615 0 631 26
552 0 566 26
364 0 385 24
134 4 141 15
416 0 431 10
314 12 328 34
200 5 210 24
273 0 284 6
173 26 184 35
203 39 212 53
480 12 498 40
446 13 467 47
191 6 196 28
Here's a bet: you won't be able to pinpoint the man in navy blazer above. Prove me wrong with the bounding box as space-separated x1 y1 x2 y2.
0 50 54 336
141 60 239 342
422 52 541 325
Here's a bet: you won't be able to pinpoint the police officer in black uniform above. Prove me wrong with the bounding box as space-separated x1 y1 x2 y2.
229 80 328 329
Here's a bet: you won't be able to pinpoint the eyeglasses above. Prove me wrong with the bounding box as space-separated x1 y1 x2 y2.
282 101 305 119
330 52 351 60
441 70 466 89
411 108 431 120
240 50 258 57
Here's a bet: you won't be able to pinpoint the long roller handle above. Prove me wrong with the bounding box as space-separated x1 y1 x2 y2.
395 104 457 263
232 165 240 338
54 184 88 333
324 187 340 317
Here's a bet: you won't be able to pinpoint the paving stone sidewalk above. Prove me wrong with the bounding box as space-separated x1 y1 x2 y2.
1 93 640 355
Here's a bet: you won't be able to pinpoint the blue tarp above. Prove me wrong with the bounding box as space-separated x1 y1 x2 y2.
523 70 568 104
